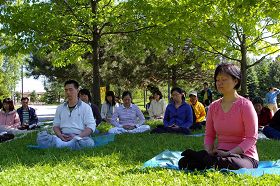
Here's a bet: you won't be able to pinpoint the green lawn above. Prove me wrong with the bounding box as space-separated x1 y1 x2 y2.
0 121 280 185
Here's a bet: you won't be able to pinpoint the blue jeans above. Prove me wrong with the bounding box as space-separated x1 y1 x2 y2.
263 126 280 140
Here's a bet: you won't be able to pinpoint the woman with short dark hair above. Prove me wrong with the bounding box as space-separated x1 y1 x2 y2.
0 98 21 130
151 87 193 135
109 91 150 134
179 63 259 171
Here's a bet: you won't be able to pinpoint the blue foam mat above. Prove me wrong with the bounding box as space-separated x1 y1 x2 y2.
28 133 115 149
143 150 280 177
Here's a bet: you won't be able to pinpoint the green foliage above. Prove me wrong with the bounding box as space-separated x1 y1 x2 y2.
29 90 37 102
14 91 21 102
246 65 259 98
41 81 64 104
0 55 22 100
0 123 280 185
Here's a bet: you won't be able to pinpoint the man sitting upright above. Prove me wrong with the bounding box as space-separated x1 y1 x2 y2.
37 80 96 149
17 97 38 130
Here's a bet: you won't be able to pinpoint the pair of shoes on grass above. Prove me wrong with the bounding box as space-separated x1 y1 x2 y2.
0 132 15 143
178 149 216 171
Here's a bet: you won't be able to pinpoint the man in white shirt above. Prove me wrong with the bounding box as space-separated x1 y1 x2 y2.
37 80 96 149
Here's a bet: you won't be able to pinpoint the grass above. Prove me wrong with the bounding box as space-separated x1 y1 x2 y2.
0 120 280 185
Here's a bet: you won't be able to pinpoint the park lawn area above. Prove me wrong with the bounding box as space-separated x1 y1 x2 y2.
0 121 280 186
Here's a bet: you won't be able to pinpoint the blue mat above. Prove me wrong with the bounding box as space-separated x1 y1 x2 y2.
28 133 115 149
143 150 280 177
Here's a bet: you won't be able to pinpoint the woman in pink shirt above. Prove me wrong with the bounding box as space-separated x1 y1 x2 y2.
179 63 258 170
0 98 21 130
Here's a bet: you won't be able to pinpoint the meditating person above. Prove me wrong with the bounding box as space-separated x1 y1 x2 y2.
265 87 280 115
0 98 21 131
115 95 122 105
79 88 102 126
109 91 150 134
148 90 166 120
17 97 38 130
101 91 119 123
150 87 193 135
200 82 213 106
252 97 272 128
188 91 206 130
262 109 280 140
0 98 20 141
37 80 95 149
179 63 259 170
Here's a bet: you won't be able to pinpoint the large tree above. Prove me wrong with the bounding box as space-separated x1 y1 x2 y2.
0 55 22 100
0 0 167 106
178 0 280 95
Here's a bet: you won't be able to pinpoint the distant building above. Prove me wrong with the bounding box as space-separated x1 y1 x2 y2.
16 91 45 104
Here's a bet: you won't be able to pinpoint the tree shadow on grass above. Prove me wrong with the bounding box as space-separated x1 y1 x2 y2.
0 131 204 169
0 129 279 175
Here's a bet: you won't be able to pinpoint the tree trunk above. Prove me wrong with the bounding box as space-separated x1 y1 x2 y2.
171 66 177 87
240 34 247 96
90 0 101 107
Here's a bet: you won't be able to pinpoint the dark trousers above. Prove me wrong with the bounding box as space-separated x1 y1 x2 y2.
150 125 191 135
178 149 258 171
190 121 206 131
215 153 258 170
263 126 280 140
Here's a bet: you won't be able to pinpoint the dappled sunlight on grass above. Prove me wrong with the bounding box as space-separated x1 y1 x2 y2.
0 123 280 185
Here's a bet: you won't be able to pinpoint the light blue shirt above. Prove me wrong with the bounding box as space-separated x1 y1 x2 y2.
265 89 280 104
111 104 145 128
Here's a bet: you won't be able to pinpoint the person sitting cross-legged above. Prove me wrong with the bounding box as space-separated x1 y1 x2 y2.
37 80 96 149
179 63 258 171
101 91 119 123
263 109 280 140
150 87 193 135
148 90 166 120
17 97 38 130
188 91 206 130
79 88 102 126
0 98 20 141
252 96 272 129
108 91 150 134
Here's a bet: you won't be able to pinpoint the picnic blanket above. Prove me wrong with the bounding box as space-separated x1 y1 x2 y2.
143 150 280 177
28 133 115 149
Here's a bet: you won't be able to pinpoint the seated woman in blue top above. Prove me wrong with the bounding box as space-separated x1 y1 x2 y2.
151 87 193 135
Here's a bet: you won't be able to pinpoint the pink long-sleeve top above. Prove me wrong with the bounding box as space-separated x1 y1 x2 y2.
0 110 21 129
204 96 259 161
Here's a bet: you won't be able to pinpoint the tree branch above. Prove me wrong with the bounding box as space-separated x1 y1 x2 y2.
61 33 91 42
206 20 240 47
62 0 92 33
99 22 111 34
101 24 158 36
193 37 241 62
233 24 243 46
247 19 272 48
101 0 112 11
248 32 280 48
247 49 280 68
257 42 280 51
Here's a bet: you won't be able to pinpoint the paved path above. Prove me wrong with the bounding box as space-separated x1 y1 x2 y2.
30 105 58 122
